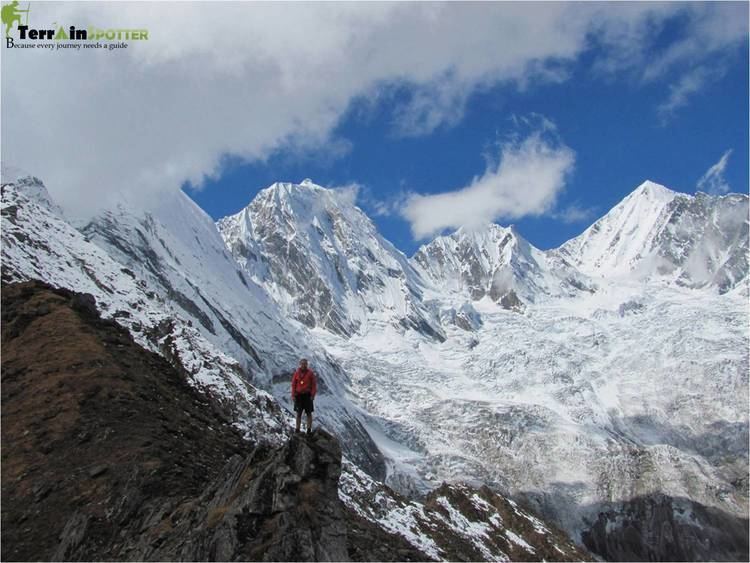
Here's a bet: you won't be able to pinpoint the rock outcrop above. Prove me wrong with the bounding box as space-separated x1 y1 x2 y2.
1 281 355 561
581 494 749 562
156 430 349 561
339 460 590 562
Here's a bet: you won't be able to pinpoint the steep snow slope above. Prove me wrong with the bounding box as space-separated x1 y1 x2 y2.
557 180 749 292
1 177 287 442
79 189 295 378
218 180 444 341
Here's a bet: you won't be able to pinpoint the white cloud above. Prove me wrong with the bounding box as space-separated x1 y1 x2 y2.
337 181 409 218
657 67 715 121
391 74 471 138
590 2 746 80
1 2 745 217
552 204 598 225
641 3 747 82
401 128 575 239
697 150 733 195
370 191 411 218
330 182 362 208
590 3 746 119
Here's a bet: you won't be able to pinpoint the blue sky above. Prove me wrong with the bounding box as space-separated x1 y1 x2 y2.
4 2 747 253
185 5 748 255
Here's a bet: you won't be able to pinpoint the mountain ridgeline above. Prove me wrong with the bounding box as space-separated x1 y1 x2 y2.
219 179 747 331
2 172 748 561
557 181 748 292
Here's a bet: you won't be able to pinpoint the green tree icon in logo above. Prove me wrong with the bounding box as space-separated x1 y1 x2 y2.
2 1 30 38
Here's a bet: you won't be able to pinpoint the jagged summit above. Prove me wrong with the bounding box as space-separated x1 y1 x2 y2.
558 180 748 292
248 179 363 234
449 222 523 245
259 178 329 197
413 219 593 306
1 163 35 186
219 179 444 340
453 221 513 234
1 174 60 214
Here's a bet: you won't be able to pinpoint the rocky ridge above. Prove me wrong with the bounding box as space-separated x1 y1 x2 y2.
1 281 586 561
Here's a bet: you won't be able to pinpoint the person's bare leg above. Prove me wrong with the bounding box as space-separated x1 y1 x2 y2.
306 412 313 433
295 411 302 432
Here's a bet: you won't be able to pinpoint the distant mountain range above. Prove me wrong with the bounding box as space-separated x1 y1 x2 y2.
2 170 748 561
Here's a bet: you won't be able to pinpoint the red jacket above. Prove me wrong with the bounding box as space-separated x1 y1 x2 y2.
291 368 317 399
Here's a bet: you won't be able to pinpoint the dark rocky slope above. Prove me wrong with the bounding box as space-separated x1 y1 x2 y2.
581 494 749 562
0 281 423 561
2 281 246 560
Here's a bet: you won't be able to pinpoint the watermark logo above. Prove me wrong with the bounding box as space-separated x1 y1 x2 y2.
2 1 30 37
4 1 149 51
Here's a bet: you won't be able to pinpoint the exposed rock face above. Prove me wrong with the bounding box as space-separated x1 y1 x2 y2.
423 484 590 562
581 494 749 562
160 430 349 561
339 461 590 562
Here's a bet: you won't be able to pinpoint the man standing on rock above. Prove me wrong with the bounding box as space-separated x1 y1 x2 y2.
291 358 317 434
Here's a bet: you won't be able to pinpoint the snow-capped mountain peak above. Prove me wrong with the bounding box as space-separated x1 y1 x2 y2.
1 173 62 215
412 221 593 306
450 222 526 254
219 180 445 340
558 180 748 292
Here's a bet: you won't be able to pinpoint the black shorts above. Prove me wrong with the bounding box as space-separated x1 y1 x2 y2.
294 393 314 414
